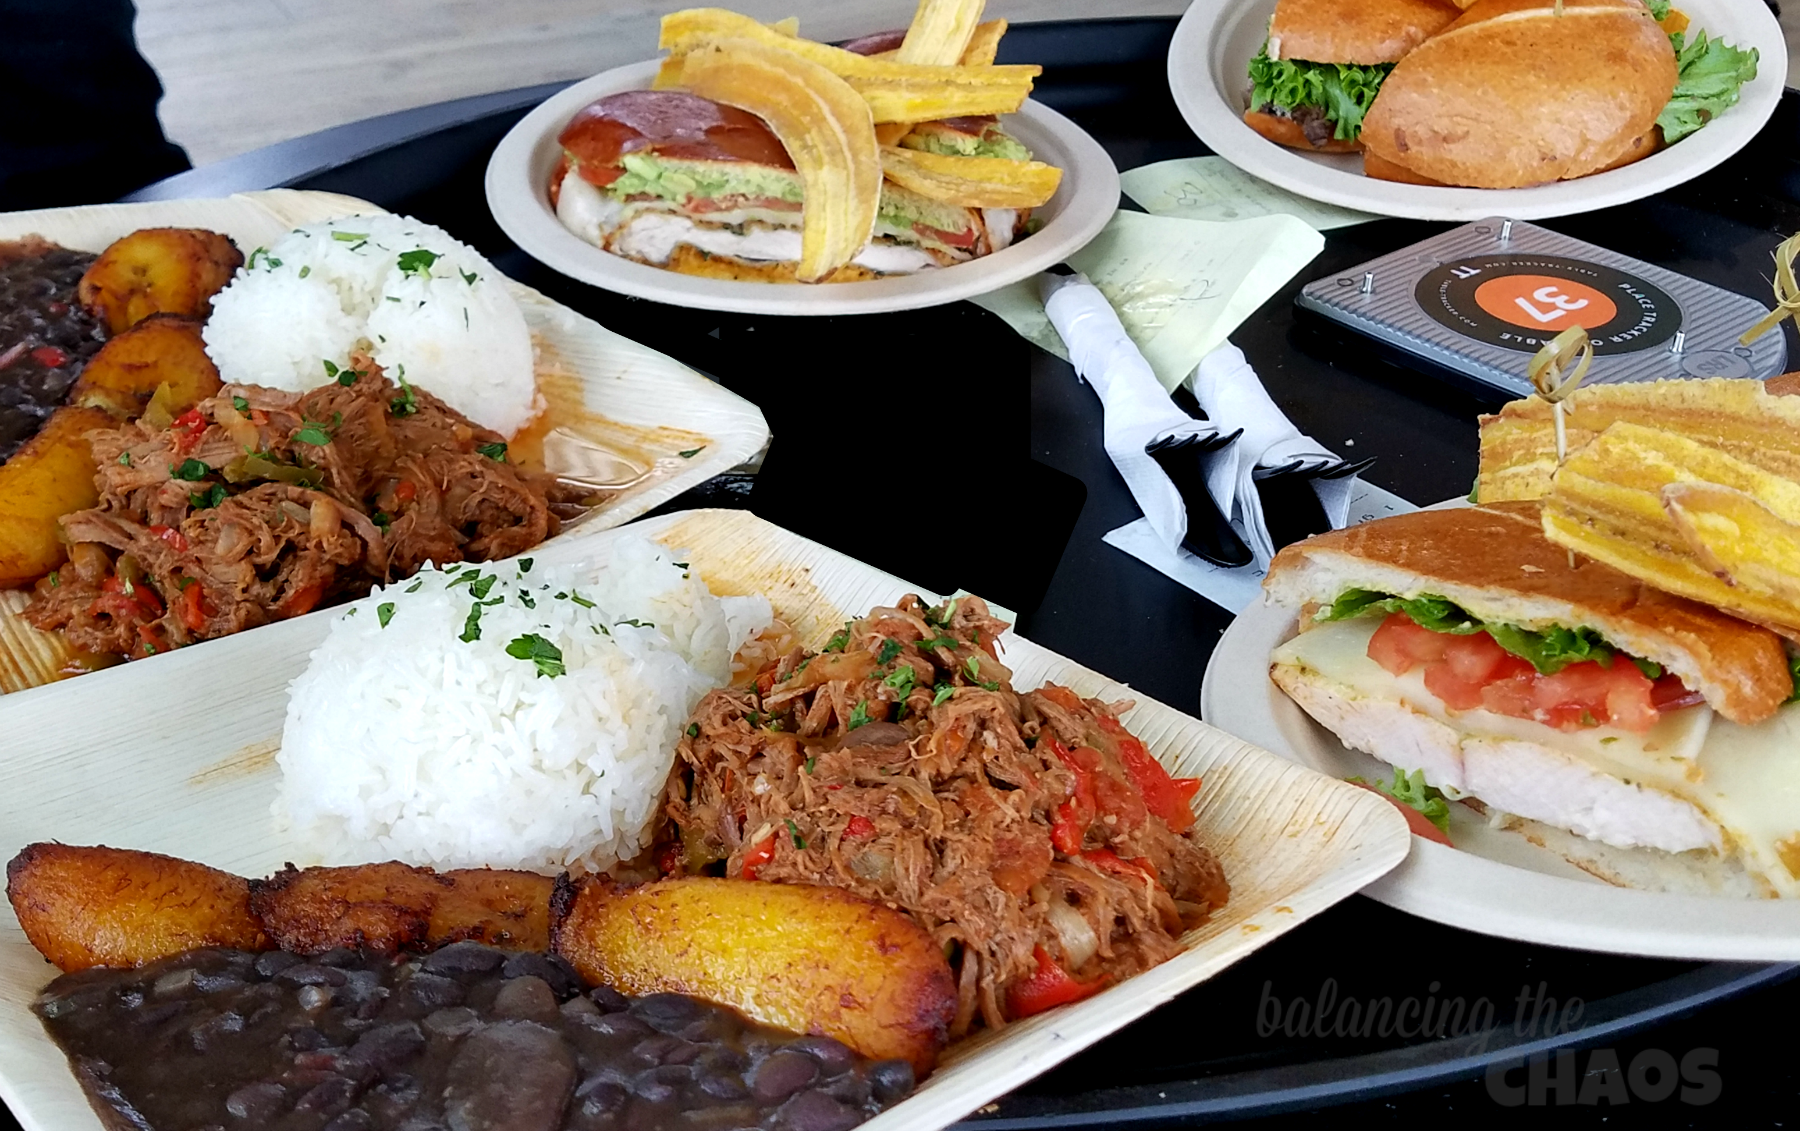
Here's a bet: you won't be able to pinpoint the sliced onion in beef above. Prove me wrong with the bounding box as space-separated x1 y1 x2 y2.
1045 899 1100 971
215 521 251 562
849 849 896 885
309 497 342 543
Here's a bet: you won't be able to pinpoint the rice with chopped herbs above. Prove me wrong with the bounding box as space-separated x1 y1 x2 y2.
202 213 538 435
274 535 772 873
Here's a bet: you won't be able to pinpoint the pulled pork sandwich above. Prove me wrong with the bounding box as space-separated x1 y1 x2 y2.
661 594 1229 1035
25 358 585 658
1244 0 1460 152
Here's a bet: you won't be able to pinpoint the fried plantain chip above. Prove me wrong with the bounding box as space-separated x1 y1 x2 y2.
1544 422 1800 634
552 875 955 1075
893 0 984 65
7 844 267 972
679 39 881 281
880 144 1060 207
1664 482 1800 621
69 315 222 420
960 18 1007 66
660 8 1039 86
844 75 1031 122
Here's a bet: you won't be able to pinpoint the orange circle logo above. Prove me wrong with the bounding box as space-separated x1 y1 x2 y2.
1473 274 1618 332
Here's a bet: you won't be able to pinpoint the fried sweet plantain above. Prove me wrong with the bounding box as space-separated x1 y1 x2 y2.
69 315 222 419
6 843 268 972
77 228 242 335
250 862 555 954
0 406 111 587
552 876 955 1075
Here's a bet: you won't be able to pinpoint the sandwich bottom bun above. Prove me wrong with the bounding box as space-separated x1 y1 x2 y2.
1359 0 1678 189
1362 149 1445 185
651 244 888 284
1243 110 1363 154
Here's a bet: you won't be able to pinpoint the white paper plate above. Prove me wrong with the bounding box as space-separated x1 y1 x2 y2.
0 190 769 694
484 61 1121 315
1201 596 1800 960
0 508 1408 1131
1166 0 1787 221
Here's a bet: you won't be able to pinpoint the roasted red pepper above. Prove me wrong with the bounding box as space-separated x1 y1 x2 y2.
177 581 214 633
1078 848 1157 885
1101 716 1200 834
394 479 417 504
741 832 777 880
149 524 189 552
843 815 877 841
1046 739 1099 855
1006 945 1110 1018
30 345 67 368
90 575 164 622
170 408 208 453
274 579 325 619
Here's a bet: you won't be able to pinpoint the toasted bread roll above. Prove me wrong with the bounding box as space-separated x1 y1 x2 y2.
1268 0 1461 64
1243 110 1363 153
1359 0 1677 188
1361 148 1443 184
552 875 955 1075
6 844 267 972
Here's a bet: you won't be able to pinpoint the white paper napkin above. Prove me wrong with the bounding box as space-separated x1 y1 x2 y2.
1040 270 1233 555
1188 343 1372 567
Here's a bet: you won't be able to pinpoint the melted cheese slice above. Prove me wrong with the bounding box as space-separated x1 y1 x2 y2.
1275 617 1800 897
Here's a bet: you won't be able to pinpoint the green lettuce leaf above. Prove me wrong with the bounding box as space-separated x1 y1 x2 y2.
1247 46 1392 142
1784 652 1800 706
1658 29 1759 143
1318 588 1629 675
1643 0 1671 20
1356 768 1452 836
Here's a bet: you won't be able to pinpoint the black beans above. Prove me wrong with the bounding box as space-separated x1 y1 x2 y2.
35 947 913 1131
420 942 506 975
752 1050 819 1102
0 243 104 463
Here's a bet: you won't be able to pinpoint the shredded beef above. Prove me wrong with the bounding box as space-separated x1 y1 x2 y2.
24 358 586 658
661 594 1230 1037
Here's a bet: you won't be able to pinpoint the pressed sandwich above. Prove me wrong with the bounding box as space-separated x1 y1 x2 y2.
1264 500 1800 898
1243 0 1460 152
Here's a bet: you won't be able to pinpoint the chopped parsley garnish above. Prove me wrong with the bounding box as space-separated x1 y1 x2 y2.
298 265 310 278
477 442 508 461
519 558 532 572
117 451 131 466
172 458 209 481
332 230 367 242
877 639 902 665
232 396 250 413
397 249 439 278
460 268 479 285
686 722 700 738
460 602 484 642
506 633 565 678
786 819 806 849
965 655 982 680
372 511 391 532
391 369 419 417
568 591 595 609
467 573 497 600
678 447 703 458
47 570 58 588
932 683 954 707
804 756 816 774
918 634 956 652
616 618 654 629
884 666 915 695
847 701 871 730
189 484 226 509
377 602 396 627
292 421 333 446
518 592 536 608
406 580 423 593
823 623 852 653
446 570 479 590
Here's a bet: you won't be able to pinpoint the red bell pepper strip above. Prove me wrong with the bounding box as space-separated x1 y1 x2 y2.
1100 716 1200 834
178 581 214 633
1078 848 1158 886
741 832 777 880
1006 945 1110 1018
844 815 876 841
149 525 189 552
89 575 164 622
1046 739 1098 855
170 408 208 453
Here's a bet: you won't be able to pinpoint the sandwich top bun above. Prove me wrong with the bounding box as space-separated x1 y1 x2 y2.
1267 0 1462 64
1263 500 1793 725
1358 0 1678 189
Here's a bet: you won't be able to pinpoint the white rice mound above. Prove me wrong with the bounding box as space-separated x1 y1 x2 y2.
202 214 538 436
274 535 772 873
